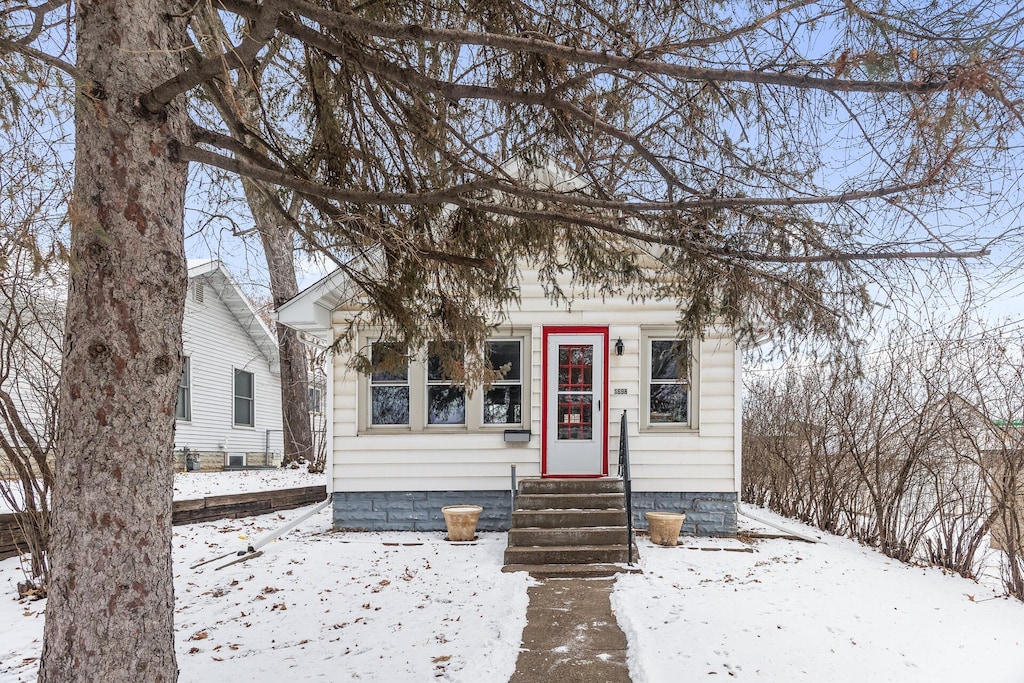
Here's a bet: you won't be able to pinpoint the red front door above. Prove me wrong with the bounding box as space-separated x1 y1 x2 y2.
542 327 608 476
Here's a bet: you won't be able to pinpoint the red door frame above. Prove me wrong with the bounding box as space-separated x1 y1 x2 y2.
541 326 610 478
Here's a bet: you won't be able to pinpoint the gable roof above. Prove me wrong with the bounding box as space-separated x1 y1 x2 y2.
273 266 355 343
187 259 280 373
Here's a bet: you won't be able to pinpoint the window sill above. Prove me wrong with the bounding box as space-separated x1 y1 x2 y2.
640 424 698 434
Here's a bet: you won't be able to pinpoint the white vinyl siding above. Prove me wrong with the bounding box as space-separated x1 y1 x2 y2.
174 271 282 457
329 267 739 496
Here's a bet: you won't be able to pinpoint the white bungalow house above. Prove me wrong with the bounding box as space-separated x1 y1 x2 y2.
173 260 284 469
276 261 741 536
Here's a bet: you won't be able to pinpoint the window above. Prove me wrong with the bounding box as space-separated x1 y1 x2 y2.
176 357 191 421
370 342 409 425
427 341 465 425
648 339 689 425
234 368 255 427
308 385 323 414
359 332 530 432
484 340 523 425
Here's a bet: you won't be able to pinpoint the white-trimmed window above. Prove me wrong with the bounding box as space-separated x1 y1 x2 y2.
360 332 530 432
176 357 191 421
370 342 410 426
308 385 323 414
483 339 523 425
427 341 466 425
646 337 691 427
234 368 255 427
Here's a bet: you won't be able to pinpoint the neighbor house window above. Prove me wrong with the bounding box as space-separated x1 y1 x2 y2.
483 339 523 425
370 342 410 425
648 339 689 425
308 385 323 414
176 357 191 421
427 341 466 425
234 368 255 427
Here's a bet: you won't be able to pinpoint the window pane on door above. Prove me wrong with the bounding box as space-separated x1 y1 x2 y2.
557 394 593 440
558 345 593 391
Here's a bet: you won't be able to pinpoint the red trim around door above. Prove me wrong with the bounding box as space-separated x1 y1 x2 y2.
541 326 610 478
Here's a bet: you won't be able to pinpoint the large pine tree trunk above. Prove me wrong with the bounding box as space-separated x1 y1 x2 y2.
39 1 189 681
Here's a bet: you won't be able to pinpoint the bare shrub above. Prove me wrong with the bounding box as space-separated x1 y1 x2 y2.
745 321 1024 598
0 246 62 588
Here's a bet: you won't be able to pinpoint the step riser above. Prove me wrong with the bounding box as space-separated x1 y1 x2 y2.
514 493 625 510
518 478 624 495
512 510 627 528
504 546 630 565
508 527 628 547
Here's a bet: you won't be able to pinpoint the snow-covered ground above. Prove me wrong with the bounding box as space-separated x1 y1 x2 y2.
0 474 1022 682
615 509 1024 682
0 467 324 513
172 467 324 500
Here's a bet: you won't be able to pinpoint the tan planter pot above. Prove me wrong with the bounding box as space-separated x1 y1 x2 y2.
646 511 686 546
441 505 483 541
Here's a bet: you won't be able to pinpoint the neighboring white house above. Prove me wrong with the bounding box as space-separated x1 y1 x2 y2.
276 258 742 535
174 260 284 469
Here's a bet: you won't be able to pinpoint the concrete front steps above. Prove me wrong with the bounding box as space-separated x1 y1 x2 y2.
502 477 640 578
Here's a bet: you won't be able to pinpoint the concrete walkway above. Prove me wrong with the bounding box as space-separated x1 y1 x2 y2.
509 577 632 682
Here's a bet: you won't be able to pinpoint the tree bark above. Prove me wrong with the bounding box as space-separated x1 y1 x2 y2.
39 1 190 681
255 202 313 465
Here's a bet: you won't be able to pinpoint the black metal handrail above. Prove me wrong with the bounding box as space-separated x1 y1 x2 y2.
617 410 634 565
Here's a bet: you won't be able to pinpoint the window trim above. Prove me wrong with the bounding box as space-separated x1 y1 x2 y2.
640 330 698 432
176 356 191 422
233 367 256 428
357 330 531 434
368 342 412 428
481 338 525 428
308 383 324 415
425 341 467 427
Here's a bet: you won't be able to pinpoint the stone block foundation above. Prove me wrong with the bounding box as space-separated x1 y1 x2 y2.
630 491 738 536
331 489 738 535
332 490 514 532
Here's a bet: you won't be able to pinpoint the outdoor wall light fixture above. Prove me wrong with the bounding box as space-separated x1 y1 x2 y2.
615 337 624 356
